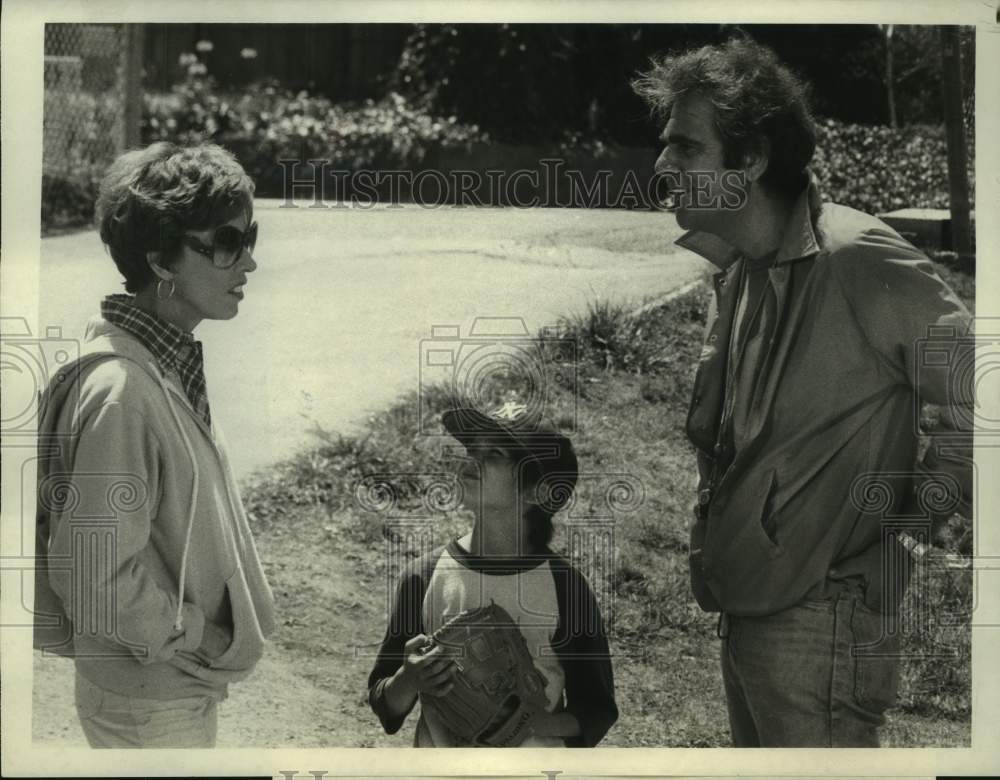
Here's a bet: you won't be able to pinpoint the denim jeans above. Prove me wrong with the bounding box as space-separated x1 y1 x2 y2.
74 670 223 748
720 593 901 746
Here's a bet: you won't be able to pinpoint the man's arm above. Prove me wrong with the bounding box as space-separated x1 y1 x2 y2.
836 226 974 535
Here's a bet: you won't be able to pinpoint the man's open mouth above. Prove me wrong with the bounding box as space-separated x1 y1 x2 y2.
660 188 687 211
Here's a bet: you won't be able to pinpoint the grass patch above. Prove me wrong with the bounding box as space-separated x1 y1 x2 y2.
240 259 972 746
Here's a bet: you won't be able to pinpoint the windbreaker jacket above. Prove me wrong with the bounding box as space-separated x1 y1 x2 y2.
681 182 974 616
34 317 275 699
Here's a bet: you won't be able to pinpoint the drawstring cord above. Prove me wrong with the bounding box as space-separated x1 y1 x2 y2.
154 367 200 632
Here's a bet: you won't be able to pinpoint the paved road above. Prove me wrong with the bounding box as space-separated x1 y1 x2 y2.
39 201 707 480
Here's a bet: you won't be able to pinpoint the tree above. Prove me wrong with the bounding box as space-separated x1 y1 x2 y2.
879 25 897 128
939 26 973 264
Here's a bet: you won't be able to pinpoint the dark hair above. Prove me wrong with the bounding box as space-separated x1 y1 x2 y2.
632 36 816 199
96 142 255 293
518 457 564 552
524 504 555 551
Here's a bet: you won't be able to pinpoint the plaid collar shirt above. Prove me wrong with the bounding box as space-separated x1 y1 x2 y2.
101 294 212 428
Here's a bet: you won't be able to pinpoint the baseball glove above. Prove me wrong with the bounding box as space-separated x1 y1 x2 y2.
419 601 550 747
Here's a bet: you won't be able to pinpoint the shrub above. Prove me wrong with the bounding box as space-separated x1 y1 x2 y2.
558 290 708 380
41 169 101 233
811 118 975 215
391 24 975 145
142 51 488 196
41 90 121 233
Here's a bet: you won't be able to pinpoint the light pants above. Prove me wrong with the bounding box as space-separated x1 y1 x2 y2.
74 670 222 748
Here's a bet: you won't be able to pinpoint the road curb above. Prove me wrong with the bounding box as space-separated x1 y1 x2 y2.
627 277 707 319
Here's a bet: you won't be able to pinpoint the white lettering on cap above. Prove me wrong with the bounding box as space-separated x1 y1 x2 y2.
490 401 528 422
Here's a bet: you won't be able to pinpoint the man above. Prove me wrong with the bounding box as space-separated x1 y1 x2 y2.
633 38 973 746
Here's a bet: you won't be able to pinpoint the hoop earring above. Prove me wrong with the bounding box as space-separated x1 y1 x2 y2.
155 278 175 301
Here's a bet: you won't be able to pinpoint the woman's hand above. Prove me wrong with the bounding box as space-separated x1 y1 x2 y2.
383 634 457 718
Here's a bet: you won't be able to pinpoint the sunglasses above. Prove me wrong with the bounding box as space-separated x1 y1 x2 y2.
180 221 258 269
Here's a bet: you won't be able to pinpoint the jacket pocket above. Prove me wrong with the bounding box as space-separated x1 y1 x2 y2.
850 598 900 714
730 469 782 557
758 470 780 546
702 470 786 612
74 672 105 720
208 569 266 673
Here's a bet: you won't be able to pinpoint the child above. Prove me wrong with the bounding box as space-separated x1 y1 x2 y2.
367 405 618 746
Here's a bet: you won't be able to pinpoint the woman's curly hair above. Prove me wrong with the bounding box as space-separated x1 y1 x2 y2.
96 142 255 293
633 37 816 199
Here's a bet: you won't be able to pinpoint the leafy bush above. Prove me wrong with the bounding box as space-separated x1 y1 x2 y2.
392 24 975 145
43 41 974 231
811 118 975 215
142 52 488 195
41 169 101 234
557 292 707 381
41 90 121 233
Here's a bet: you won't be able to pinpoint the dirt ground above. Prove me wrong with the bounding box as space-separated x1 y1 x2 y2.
31 517 971 749
27 207 970 750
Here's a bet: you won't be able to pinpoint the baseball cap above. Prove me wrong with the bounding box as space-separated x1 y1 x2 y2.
442 404 579 513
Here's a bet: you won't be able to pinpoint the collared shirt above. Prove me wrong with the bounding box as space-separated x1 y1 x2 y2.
678 180 824 467
723 249 778 455
101 294 211 428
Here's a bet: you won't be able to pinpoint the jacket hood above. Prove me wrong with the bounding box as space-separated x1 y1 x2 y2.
82 315 162 368
40 317 166 427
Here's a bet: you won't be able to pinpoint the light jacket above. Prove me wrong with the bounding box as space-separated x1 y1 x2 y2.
34 317 275 699
680 182 973 616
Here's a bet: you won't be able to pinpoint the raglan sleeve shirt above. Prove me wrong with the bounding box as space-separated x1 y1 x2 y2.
367 547 618 746
548 555 619 747
366 552 437 735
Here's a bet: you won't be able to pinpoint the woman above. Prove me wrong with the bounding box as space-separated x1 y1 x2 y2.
34 142 274 748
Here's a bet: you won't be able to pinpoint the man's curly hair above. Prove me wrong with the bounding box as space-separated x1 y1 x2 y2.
633 37 816 199
96 142 255 293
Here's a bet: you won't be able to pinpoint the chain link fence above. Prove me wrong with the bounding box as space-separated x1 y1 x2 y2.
42 24 143 234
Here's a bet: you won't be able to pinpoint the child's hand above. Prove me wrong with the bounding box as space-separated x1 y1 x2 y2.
399 634 457 698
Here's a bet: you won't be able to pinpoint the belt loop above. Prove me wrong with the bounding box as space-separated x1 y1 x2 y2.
716 611 730 639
